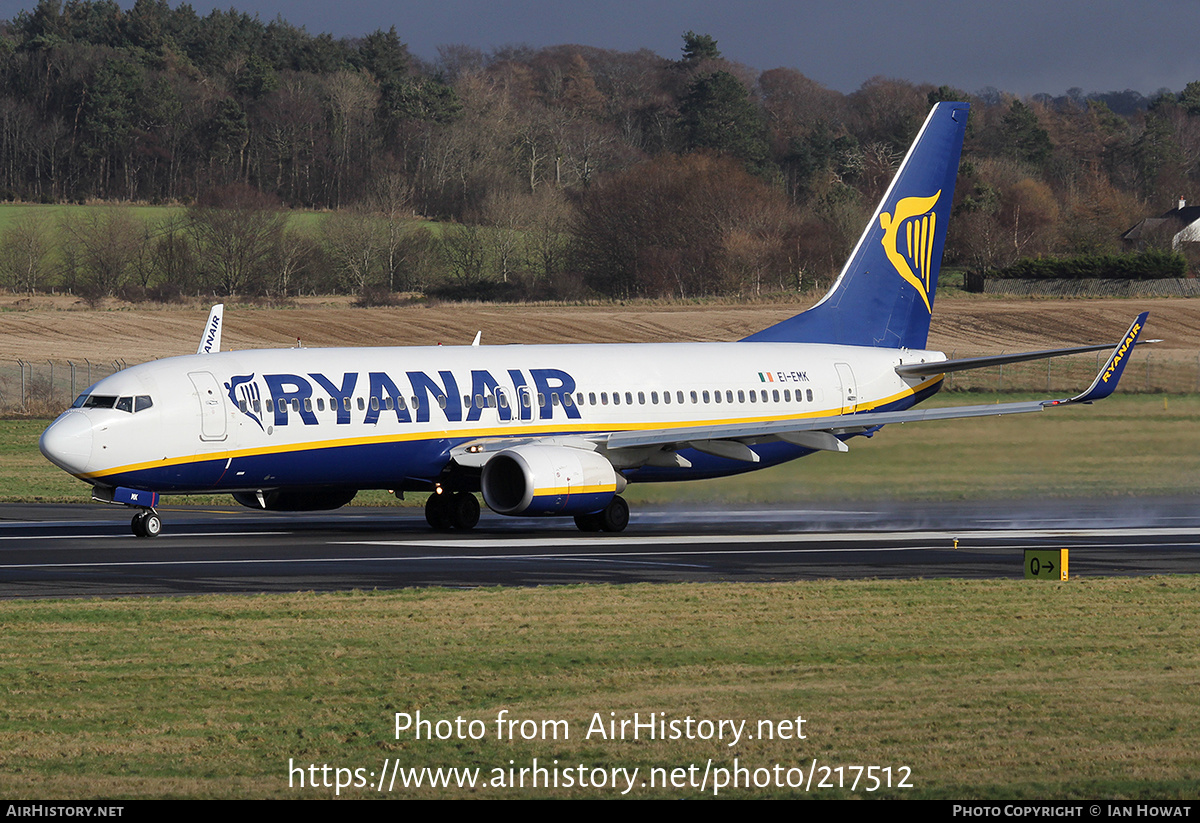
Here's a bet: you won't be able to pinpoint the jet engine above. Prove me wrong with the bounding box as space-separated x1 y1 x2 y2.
232 487 358 511
480 445 623 516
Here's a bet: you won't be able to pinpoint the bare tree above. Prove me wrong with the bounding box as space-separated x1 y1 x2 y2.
0 213 51 294
58 207 143 297
321 209 387 294
187 185 286 296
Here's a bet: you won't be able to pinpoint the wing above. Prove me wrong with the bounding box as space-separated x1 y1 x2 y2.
603 313 1149 459
450 314 1149 469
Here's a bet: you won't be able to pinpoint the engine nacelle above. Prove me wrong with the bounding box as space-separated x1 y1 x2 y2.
232 487 357 511
481 445 622 516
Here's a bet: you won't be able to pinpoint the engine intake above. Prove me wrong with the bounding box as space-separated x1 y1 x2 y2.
481 445 622 516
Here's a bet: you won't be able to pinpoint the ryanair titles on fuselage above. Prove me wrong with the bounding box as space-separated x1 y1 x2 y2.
226 367 580 430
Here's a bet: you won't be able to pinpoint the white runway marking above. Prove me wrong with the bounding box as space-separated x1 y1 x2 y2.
0 531 289 541
337 526 1200 550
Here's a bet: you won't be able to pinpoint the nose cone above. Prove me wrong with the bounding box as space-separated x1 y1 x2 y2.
40 411 94 475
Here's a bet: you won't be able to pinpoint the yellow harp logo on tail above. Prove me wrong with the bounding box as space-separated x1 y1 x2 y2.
879 190 942 314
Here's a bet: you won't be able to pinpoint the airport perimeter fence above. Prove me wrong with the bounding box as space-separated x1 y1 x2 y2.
3 349 1200 415
1 359 128 415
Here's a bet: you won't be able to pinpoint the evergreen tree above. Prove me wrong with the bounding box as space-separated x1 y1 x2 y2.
676 71 771 176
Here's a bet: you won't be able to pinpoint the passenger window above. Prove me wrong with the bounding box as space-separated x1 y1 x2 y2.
703 391 710 403
660 391 667 404
266 399 274 413
384 396 393 410
714 390 722 404
613 392 620 406
690 391 698 404
398 397 407 410
749 392 757 404
677 391 684 404
773 390 780 402
439 395 447 410
564 394 574 407
499 394 509 409
601 393 608 405
589 392 597 405
370 397 379 411
357 397 365 411
552 393 560 406
784 390 791 401
807 389 813 402
537 393 545 407
625 392 633 405
292 399 301 412
305 398 313 412
726 390 733 403
638 392 645 404
317 398 325 411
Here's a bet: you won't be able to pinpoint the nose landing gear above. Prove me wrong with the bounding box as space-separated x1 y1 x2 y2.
131 509 162 538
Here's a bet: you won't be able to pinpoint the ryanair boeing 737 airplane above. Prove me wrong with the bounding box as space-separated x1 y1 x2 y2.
39 103 1151 537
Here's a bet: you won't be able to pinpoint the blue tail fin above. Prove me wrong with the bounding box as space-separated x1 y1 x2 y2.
743 102 969 348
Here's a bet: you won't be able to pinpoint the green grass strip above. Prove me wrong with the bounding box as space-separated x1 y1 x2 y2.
0 578 1197 798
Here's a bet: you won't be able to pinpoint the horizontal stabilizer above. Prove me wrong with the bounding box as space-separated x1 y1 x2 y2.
897 336 1160 378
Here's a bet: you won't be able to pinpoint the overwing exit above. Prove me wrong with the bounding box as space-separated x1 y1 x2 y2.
39 103 1153 537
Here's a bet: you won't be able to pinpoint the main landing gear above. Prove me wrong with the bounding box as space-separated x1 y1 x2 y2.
424 492 631 533
573 496 629 533
425 491 480 531
130 509 162 538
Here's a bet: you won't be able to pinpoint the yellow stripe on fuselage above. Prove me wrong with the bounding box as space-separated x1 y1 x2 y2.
83 376 943 482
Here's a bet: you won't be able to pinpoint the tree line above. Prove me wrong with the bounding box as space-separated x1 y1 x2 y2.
3 2 1200 300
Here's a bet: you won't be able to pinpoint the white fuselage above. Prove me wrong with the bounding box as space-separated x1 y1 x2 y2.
40 341 945 494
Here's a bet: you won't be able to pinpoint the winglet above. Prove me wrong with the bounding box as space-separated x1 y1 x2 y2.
197 304 223 355
1056 312 1148 405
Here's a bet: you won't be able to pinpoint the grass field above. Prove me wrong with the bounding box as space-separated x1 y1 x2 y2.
0 578 1197 798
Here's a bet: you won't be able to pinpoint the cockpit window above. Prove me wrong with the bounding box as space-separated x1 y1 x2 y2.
76 393 154 412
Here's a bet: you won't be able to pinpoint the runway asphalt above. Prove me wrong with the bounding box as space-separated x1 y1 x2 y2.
1 497 1198 598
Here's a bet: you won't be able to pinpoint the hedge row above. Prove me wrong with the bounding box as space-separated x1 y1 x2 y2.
993 249 1187 280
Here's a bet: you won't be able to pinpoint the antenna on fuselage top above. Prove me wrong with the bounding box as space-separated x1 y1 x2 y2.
197 304 223 354
471 331 482 346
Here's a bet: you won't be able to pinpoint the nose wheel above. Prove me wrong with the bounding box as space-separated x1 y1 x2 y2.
131 510 162 538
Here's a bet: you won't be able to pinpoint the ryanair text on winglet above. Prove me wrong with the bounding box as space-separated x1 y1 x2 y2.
1102 321 1141 384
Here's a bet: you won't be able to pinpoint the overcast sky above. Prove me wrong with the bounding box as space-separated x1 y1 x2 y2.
1 0 1197 98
